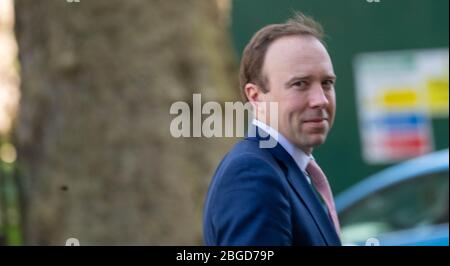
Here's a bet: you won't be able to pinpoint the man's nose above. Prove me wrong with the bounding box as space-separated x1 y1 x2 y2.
308 84 329 109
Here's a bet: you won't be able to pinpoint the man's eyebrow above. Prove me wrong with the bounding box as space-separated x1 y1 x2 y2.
325 74 337 80
284 75 311 87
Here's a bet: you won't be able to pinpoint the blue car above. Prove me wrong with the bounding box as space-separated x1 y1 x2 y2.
335 149 449 246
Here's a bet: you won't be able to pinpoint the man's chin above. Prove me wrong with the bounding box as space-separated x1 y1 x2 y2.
299 133 327 148
287 137 325 155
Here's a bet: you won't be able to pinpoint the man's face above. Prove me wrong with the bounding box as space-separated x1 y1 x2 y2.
258 35 336 154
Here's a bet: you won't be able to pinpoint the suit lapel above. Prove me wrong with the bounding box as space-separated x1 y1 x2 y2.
246 132 341 245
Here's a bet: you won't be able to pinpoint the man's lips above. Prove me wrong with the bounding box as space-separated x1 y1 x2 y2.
303 118 328 123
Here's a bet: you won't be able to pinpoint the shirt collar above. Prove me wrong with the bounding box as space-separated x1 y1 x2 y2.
252 119 313 173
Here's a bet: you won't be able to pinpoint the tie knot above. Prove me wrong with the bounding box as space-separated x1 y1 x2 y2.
306 159 318 171
306 160 324 182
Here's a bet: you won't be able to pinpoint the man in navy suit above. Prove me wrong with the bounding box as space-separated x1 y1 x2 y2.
203 13 342 246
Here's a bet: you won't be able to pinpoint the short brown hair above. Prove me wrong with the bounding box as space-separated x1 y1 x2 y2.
239 12 325 101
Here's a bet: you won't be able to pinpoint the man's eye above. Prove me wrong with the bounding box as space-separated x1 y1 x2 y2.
292 81 307 88
322 80 335 88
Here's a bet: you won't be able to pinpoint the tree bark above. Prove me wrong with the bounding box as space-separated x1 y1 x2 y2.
14 0 237 245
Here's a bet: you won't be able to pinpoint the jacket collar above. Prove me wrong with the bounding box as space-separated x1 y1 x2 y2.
245 127 341 245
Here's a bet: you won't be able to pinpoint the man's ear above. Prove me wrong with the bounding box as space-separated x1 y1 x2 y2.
244 83 261 103
244 83 267 121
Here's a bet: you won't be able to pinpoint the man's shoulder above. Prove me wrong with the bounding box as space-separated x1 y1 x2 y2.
212 138 286 186
224 138 275 165
209 138 289 200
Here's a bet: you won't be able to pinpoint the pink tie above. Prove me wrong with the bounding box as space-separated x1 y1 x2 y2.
306 160 341 236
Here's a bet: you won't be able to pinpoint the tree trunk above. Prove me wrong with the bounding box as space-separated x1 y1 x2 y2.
13 0 237 245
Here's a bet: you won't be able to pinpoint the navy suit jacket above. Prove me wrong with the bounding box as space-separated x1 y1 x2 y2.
203 131 342 246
